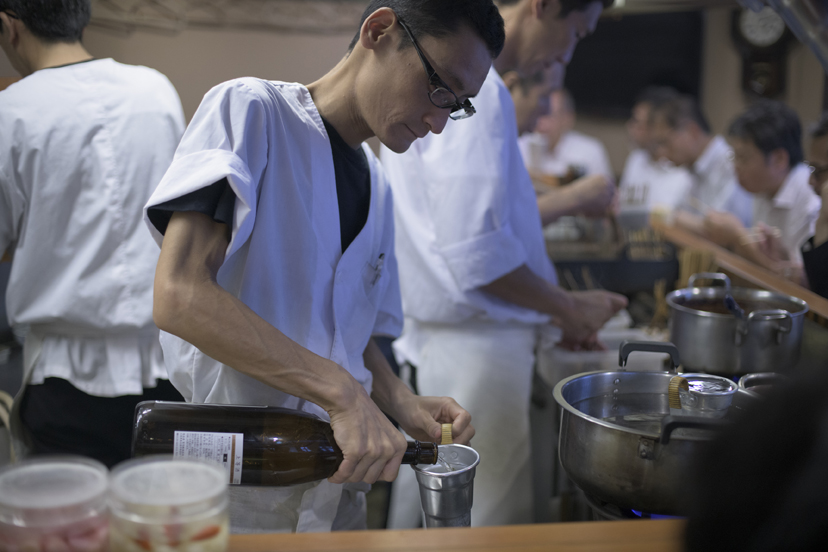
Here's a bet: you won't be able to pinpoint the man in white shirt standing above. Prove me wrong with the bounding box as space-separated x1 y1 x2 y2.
704 100 820 277
650 94 754 228
146 0 505 533
519 88 614 182
382 0 626 528
617 87 693 228
0 0 186 467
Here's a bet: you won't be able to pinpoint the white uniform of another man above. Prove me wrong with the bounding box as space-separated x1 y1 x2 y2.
145 79 403 532
519 128 613 181
618 149 692 216
383 64 553 528
0 18 186 465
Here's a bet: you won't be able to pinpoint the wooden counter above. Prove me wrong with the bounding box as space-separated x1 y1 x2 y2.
228 520 685 552
652 219 828 320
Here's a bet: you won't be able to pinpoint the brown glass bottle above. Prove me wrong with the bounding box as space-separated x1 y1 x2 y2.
132 401 438 486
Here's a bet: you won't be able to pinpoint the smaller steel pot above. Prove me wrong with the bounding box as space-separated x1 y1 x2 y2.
666 273 808 375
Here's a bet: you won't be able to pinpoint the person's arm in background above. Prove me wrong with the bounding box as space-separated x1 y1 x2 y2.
480 265 627 349
1 250 10 263
537 174 616 225
154 211 414 485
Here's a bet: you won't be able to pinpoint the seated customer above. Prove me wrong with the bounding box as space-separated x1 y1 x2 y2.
757 111 828 293
618 86 692 226
650 93 754 227
504 66 615 225
519 88 614 183
703 100 820 281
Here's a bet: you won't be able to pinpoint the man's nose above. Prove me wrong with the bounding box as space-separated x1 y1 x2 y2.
426 108 451 136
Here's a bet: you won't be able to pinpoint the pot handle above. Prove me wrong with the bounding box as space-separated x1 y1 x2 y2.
660 415 728 444
746 309 793 344
688 272 731 291
618 340 681 371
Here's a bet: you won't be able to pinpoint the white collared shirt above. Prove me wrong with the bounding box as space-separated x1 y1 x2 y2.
518 130 613 181
145 78 402 416
0 59 185 396
380 65 555 339
682 135 754 226
618 149 693 212
753 164 821 265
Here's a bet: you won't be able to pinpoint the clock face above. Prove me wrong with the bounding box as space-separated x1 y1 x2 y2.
739 7 787 48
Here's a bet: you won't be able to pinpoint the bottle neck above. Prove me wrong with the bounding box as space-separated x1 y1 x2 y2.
402 441 438 465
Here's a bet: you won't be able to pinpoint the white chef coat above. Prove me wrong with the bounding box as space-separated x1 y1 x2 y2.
680 135 754 227
752 163 821 265
381 65 558 527
518 130 614 181
618 149 693 211
144 78 403 532
0 58 185 397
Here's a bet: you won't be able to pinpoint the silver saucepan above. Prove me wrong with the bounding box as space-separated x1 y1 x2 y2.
666 273 807 375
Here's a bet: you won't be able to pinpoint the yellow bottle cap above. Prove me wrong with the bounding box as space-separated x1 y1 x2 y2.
669 376 689 410
441 424 453 445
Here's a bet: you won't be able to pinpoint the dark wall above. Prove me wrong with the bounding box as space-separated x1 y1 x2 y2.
564 11 705 119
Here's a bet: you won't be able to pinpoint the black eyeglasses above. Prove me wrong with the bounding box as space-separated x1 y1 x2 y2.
397 18 475 121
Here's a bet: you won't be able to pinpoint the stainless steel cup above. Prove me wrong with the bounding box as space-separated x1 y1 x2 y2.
412 444 479 528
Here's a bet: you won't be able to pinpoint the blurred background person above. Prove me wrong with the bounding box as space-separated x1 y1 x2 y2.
617 86 692 228
0 0 185 466
650 93 754 228
702 100 820 283
520 88 614 184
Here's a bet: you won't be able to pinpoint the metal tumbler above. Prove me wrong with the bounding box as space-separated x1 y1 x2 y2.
412 444 479 528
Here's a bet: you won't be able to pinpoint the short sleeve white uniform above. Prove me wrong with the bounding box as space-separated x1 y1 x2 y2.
0 58 185 397
752 164 821 265
519 130 614 181
381 66 556 528
145 78 402 533
618 149 693 212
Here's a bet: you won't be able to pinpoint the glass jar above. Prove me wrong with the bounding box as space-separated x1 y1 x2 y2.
109 456 229 552
0 456 109 552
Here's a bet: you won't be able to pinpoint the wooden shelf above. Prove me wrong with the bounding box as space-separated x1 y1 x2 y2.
651 219 828 320
228 519 685 552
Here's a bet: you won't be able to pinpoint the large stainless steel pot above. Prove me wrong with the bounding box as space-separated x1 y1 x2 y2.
666 273 808 375
554 341 757 515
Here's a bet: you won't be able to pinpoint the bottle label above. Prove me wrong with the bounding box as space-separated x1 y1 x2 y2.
173 431 244 485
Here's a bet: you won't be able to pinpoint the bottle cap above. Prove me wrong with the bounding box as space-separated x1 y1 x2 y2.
441 424 453 445
668 376 689 409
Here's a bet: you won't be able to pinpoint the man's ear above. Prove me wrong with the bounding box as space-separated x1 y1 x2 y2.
768 148 791 173
531 0 562 20
501 70 521 93
358 7 398 52
0 12 20 45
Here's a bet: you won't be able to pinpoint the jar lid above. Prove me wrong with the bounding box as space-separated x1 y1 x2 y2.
0 456 108 527
109 456 227 522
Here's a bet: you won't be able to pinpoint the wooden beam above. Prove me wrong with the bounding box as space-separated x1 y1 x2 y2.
652 219 828 319
228 520 685 552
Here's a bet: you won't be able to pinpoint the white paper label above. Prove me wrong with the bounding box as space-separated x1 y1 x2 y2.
173 431 244 485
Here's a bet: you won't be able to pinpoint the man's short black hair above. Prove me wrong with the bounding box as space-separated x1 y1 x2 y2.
634 86 679 111
348 0 505 59
728 100 804 167
497 0 614 17
651 93 711 135
0 0 90 42
810 111 828 139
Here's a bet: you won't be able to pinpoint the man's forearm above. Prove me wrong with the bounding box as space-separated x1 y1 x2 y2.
537 187 583 226
363 338 412 418
1 248 10 263
479 265 574 320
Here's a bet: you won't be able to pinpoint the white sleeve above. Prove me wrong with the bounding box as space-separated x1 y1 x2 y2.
420 85 529 291
0 163 23 257
144 79 272 261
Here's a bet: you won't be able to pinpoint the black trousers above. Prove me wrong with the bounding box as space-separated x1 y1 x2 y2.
19 377 184 468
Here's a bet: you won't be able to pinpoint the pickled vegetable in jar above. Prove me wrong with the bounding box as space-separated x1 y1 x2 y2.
109 456 229 552
0 457 109 552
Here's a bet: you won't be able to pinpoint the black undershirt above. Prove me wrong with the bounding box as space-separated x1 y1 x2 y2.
147 116 371 253
802 237 828 299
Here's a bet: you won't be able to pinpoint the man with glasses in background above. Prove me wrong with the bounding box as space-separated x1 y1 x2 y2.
382 0 626 528
145 0 504 534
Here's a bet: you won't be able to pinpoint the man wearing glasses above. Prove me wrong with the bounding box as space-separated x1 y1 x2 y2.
381 0 626 527
145 0 504 534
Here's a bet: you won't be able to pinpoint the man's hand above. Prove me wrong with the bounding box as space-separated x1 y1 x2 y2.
327 382 409 485
553 290 628 346
569 174 616 217
387 393 475 445
703 210 746 248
